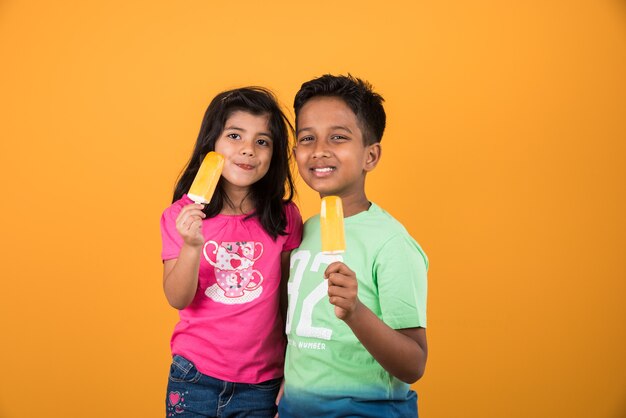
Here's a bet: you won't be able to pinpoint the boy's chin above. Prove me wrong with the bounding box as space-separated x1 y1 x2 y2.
303 180 337 197
303 178 356 198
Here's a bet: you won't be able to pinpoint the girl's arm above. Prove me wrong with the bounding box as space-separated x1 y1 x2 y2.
163 204 206 310
325 262 428 384
275 250 292 417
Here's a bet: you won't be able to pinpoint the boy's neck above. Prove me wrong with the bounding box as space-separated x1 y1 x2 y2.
321 191 371 218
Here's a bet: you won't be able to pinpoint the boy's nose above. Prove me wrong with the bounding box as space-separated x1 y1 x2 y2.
312 141 330 158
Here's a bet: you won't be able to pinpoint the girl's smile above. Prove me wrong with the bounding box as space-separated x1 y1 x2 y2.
235 163 256 170
215 110 273 192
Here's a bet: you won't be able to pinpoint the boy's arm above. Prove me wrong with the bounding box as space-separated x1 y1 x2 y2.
326 262 428 383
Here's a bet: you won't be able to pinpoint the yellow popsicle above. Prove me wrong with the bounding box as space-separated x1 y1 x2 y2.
188 152 224 204
320 196 346 254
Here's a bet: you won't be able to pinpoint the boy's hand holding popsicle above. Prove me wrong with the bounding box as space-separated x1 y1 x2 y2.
321 196 362 321
325 261 360 321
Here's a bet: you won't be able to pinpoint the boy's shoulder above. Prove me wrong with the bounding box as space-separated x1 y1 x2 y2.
348 202 412 242
360 203 429 269
302 202 412 243
303 201 405 225
364 202 409 231
299 202 428 268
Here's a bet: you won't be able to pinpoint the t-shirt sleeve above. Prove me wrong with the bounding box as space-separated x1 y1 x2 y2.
160 202 184 261
374 234 428 329
282 202 303 252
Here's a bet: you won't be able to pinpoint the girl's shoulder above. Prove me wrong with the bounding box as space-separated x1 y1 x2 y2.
283 200 302 222
162 194 194 219
283 200 300 213
282 200 303 242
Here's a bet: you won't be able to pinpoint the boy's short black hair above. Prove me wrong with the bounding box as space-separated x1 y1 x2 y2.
293 74 386 145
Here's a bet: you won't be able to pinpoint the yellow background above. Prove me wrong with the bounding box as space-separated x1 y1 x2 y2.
1 1 625 417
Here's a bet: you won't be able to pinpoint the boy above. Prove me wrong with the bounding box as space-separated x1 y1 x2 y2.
278 74 428 417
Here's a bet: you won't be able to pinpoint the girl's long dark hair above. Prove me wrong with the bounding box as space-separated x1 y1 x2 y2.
173 87 295 239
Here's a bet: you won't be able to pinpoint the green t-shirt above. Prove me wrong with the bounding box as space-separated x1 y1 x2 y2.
281 203 428 417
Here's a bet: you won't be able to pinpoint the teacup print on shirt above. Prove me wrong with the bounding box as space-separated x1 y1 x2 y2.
203 241 265 304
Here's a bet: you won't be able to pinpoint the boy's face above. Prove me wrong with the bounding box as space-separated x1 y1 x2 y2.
294 96 379 198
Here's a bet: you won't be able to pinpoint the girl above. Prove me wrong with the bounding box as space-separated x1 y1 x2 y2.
160 87 302 417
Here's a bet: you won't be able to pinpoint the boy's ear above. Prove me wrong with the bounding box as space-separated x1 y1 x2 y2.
364 143 382 172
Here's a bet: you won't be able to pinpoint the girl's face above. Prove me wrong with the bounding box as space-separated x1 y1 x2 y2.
215 110 273 192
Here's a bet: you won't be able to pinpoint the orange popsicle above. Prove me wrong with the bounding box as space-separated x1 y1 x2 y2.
320 196 346 254
188 152 224 204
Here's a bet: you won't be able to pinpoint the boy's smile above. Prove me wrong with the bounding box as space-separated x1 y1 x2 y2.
294 97 380 211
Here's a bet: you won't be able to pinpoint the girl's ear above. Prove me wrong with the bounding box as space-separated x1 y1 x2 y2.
364 143 382 172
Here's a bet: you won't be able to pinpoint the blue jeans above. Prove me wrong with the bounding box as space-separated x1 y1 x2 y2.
166 355 281 417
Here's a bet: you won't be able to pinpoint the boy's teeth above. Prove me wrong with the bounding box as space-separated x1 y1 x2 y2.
314 167 334 172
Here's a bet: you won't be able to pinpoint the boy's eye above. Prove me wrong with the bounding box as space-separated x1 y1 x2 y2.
227 133 241 140
331 135 348 141
298 136 314 143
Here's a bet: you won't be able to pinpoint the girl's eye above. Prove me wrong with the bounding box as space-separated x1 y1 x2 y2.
227 133 241 140
256 138 271 147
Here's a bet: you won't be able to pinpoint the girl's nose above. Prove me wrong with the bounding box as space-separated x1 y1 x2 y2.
240 141 254 157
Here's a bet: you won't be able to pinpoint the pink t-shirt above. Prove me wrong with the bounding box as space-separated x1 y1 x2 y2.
160 195 303 383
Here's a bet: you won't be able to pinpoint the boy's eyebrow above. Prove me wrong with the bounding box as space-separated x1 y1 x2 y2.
224 125 272 138
332 125 353 134
296 125 353 135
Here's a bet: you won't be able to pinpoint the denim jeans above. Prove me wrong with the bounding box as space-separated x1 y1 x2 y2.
166 355 281 418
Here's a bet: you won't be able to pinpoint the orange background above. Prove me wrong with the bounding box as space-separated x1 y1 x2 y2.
1 1 625 417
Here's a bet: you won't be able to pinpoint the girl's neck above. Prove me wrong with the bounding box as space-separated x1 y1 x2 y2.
221 185 255 215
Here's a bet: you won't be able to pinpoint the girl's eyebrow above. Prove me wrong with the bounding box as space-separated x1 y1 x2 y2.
224 125 245 131
224 125 272 138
